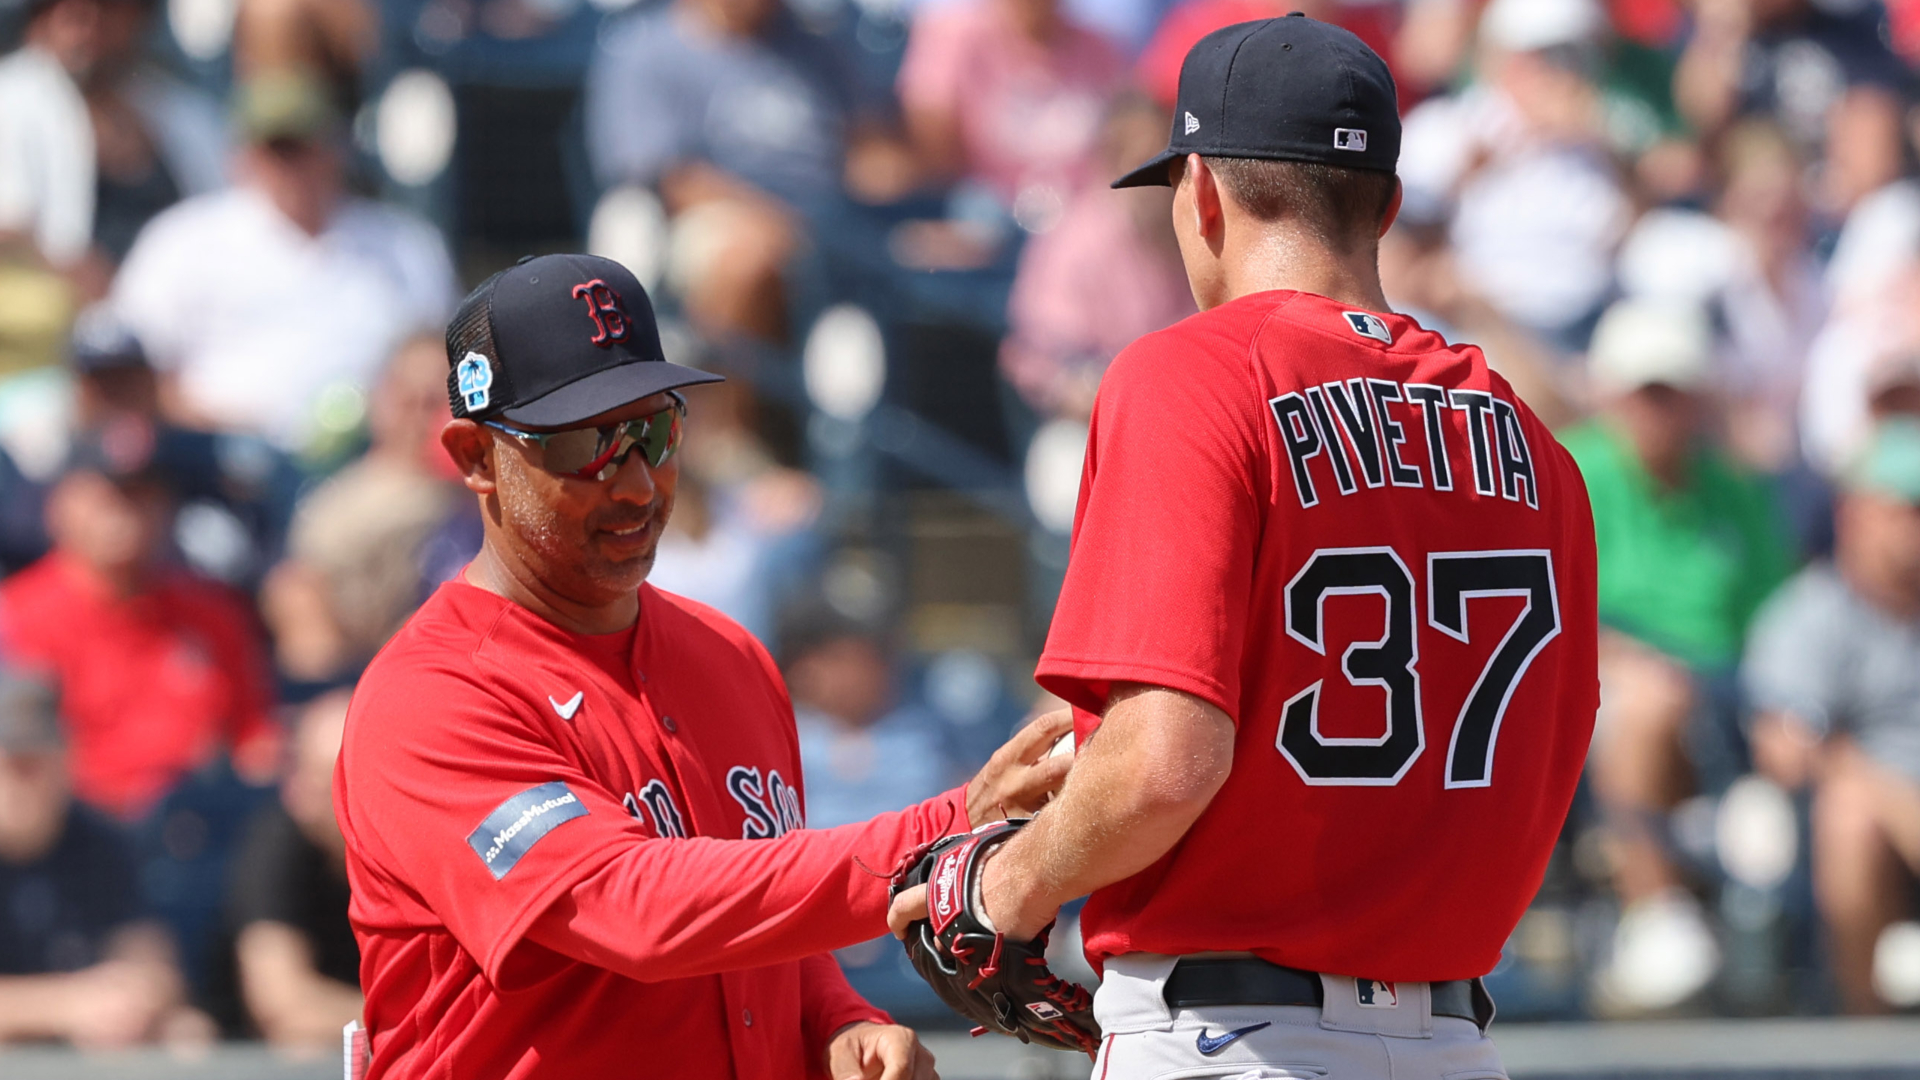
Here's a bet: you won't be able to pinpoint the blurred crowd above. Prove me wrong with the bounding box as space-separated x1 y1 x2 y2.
1 0 1919 1052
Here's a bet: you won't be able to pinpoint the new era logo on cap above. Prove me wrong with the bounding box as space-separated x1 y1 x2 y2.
1184 111 1200 135
1334 128 1368 151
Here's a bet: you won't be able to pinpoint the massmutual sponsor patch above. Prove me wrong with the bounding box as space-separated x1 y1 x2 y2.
467 781 589 880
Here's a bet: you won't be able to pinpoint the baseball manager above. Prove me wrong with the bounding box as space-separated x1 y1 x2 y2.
334 254 1069 1080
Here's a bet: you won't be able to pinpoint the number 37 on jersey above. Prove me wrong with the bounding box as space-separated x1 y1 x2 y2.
1278 545 1560 791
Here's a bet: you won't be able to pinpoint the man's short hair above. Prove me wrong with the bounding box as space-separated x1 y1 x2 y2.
1202 157 1398 251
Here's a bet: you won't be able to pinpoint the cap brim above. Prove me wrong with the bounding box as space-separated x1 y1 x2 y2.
1111 148 1182 189
498 361 724 428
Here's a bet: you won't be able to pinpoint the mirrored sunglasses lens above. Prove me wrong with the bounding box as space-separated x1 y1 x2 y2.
639 410 681 467
539 427 614 475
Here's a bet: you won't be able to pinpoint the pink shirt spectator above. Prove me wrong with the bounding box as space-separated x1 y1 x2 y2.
1001 186 1196 415
897 0 1124 205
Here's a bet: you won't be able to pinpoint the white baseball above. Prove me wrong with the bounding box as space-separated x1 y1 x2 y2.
1047 732 1075 760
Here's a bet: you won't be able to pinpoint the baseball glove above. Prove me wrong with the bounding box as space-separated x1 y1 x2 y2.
889 819 1101 1056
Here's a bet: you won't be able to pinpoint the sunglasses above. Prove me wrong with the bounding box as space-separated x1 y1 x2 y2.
485 393 684 481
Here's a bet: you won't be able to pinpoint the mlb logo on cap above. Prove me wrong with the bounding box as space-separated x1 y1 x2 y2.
1334 128 1368 152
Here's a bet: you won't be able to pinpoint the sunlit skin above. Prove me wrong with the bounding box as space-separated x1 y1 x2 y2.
1167 154 1401 314
440 392 679 636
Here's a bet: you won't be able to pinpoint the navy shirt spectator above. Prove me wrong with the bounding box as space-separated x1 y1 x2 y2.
0 670 207 1046
585 0 860 209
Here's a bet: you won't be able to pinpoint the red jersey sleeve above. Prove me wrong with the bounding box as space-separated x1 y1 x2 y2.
339 662 647 986
1036 323 1268 721
343 659 972 989
798 953 890 1080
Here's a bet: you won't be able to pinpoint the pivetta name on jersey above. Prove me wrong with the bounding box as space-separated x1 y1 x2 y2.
1269 381 1538 511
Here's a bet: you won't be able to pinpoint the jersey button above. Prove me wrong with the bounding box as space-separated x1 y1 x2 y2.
741 1009 753 1027
661 715 678 733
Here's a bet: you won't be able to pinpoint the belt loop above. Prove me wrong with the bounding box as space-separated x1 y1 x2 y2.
1468 978 1496 1032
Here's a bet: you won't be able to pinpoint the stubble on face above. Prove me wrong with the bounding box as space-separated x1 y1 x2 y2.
491 439 675 607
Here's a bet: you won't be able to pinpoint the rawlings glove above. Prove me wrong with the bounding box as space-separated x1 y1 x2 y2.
889 819 1101 1056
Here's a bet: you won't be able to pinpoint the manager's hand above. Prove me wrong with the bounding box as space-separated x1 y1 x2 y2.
826 1021 938 1080
966 710 1074 825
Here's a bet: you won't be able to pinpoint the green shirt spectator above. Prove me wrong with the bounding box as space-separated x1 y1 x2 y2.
1562 421 1790 669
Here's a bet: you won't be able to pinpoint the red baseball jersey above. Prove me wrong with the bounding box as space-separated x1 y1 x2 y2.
336 579 971 1080
1037 290 1598 982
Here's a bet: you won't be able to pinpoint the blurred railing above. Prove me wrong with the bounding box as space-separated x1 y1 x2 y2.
4 1019 1918 1080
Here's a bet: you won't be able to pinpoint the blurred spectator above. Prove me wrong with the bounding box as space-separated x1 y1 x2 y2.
1398 0 1631 351
0 444 48 575
897 0 1124 224
650 467 822 648
220 689 359 1046
112 73 456 452
1825 84 1920 314
1674 0 1911 154
585 0 885 342
1743 420 1920 1014
999 91 1194 422
232 0 377 115
1617 122 1825 473
1138 1 1400 108
0 670 206 1047
259 333 460 685
1137 0 1333 107
785 610 950 830
1563 299 1791 1012
67 308 301 587
0 430 278 822
0 0 227 287
1803 265 1920 479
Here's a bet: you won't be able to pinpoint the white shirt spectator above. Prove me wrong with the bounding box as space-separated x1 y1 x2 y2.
0 45 93 265
1399 84 1629 341
1827 179 1920 313
113 188 456 450
0 47 228 268
1619 208 1825 457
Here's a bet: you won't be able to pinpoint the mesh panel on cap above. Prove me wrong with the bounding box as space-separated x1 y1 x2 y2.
445 270 515 419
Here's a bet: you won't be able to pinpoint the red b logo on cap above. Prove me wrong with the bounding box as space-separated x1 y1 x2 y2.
571 279 631 347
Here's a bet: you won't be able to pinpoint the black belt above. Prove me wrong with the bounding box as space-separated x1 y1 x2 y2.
1163 958 1495 1030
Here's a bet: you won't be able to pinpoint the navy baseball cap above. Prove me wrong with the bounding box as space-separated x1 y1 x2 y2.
1113 13 1400 189
446 253 722 428
67 306 148 372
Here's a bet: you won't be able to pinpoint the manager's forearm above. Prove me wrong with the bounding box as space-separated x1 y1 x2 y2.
527 786 968 981
983 686 1235 936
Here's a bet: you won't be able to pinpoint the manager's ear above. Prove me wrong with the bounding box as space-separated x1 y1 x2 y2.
441 419 497 495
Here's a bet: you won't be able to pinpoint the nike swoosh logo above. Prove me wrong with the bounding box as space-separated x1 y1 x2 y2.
549 692 584 720
1195 1021 1271 1055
